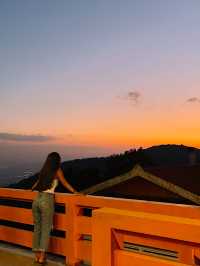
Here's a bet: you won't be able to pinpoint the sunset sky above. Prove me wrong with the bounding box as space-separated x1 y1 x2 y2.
0 0 200 163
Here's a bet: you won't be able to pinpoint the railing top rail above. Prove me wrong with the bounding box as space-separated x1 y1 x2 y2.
0 187 200 209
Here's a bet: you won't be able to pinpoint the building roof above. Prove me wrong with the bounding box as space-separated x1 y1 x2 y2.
82 164 200 205
145 164 200 195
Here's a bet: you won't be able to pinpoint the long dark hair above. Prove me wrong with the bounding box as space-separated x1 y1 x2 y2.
35 152 61 192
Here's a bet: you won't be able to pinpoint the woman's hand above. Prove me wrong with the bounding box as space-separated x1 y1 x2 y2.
73 191 83 195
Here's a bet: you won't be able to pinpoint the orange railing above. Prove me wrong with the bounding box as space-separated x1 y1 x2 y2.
0 188 200 266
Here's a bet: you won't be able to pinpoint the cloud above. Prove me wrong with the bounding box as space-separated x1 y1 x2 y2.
0 132 55 142
186 97 200 104
127 91 141 105
118 90 142 106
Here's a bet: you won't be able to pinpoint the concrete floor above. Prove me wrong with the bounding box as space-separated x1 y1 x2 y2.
0 242 65 266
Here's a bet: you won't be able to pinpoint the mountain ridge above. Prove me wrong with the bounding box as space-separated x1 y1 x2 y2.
8 144 200 193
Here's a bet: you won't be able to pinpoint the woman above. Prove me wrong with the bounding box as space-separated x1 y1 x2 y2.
31 152 78 264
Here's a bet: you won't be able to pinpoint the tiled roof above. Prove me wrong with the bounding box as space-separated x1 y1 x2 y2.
97 164 200 204
145 164 200 195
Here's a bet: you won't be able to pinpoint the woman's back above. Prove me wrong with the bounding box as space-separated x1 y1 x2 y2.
42 177 58 193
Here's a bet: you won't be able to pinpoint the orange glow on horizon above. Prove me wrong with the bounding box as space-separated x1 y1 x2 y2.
56 132 200 150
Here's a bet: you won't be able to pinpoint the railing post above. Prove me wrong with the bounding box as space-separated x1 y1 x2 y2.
65 196 80 266
92 209 113 266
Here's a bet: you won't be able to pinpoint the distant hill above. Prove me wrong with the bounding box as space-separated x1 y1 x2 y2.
8 144 200 193
145 144 200 166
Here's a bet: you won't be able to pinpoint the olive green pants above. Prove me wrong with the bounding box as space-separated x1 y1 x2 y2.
32 192 55 252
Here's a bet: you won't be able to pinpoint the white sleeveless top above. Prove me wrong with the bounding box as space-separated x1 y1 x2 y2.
43 178 58 194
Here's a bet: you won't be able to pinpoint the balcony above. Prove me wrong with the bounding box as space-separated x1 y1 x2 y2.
1 188 200 266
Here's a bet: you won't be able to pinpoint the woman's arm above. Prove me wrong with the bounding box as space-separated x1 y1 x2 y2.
57 168 77 193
